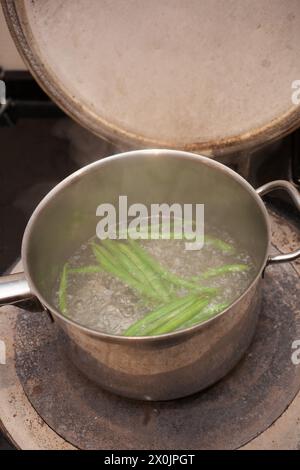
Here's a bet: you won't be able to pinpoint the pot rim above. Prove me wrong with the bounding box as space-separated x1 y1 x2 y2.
21 149 270 343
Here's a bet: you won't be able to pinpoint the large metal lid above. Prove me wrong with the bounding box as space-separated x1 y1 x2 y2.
3 0 300 155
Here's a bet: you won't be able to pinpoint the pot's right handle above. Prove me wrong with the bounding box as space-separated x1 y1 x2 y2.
0 272 33 305
256 180 300 265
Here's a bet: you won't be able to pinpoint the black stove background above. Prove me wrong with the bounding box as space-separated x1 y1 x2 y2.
0 71 299 450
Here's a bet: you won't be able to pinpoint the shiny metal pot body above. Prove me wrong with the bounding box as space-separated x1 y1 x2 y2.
1 150 299 400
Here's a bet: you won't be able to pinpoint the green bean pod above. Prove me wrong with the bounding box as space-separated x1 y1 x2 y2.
201 263 249 279
149 297 210 335
140 296 201 336
118 242 171 302
58 263 68 315
123 294 196 336
92 243 158 301
128 239 217 294
204 236 235 254
69 265 102 274
179 301 230 330
101 240 171 302
101 239 143 282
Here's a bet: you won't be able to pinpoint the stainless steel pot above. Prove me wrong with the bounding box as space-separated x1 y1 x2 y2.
0 150 299 400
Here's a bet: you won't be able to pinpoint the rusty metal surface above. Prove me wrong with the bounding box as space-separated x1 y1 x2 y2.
13 255 299 449
3 0 300 155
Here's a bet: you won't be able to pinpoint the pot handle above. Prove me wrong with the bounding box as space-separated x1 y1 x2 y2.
256 180 300 265
0 272 33 305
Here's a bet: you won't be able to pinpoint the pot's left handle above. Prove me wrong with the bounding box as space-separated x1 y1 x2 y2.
0 272 33 305
256 180 300 265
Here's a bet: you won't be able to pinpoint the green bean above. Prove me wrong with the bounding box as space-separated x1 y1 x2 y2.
93 242 137 281
118 242 171 301
160 272 217 294
149 297 210 335
103 239 157 286
69 265 102 274
204 236 234 254
140 296 202 336
92 243 134 280
201 264 249 279
117 226 183 242
101 239 143 282
92 243 158 301
128 239 179 282
58 263 68 315
126 222 235 254
119 222 235 256
101 240 171 302
96 252 155 300
127 239 216 294
175 221 235 252
179 301 230 330
122 294 196 336
127 238 176 285
118 222 182 239
93 243 136 279
92 243 120 269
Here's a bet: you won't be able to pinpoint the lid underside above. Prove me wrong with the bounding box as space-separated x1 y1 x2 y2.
3 0 300 153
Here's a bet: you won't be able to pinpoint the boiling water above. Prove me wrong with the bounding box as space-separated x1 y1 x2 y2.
53 226 256 335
